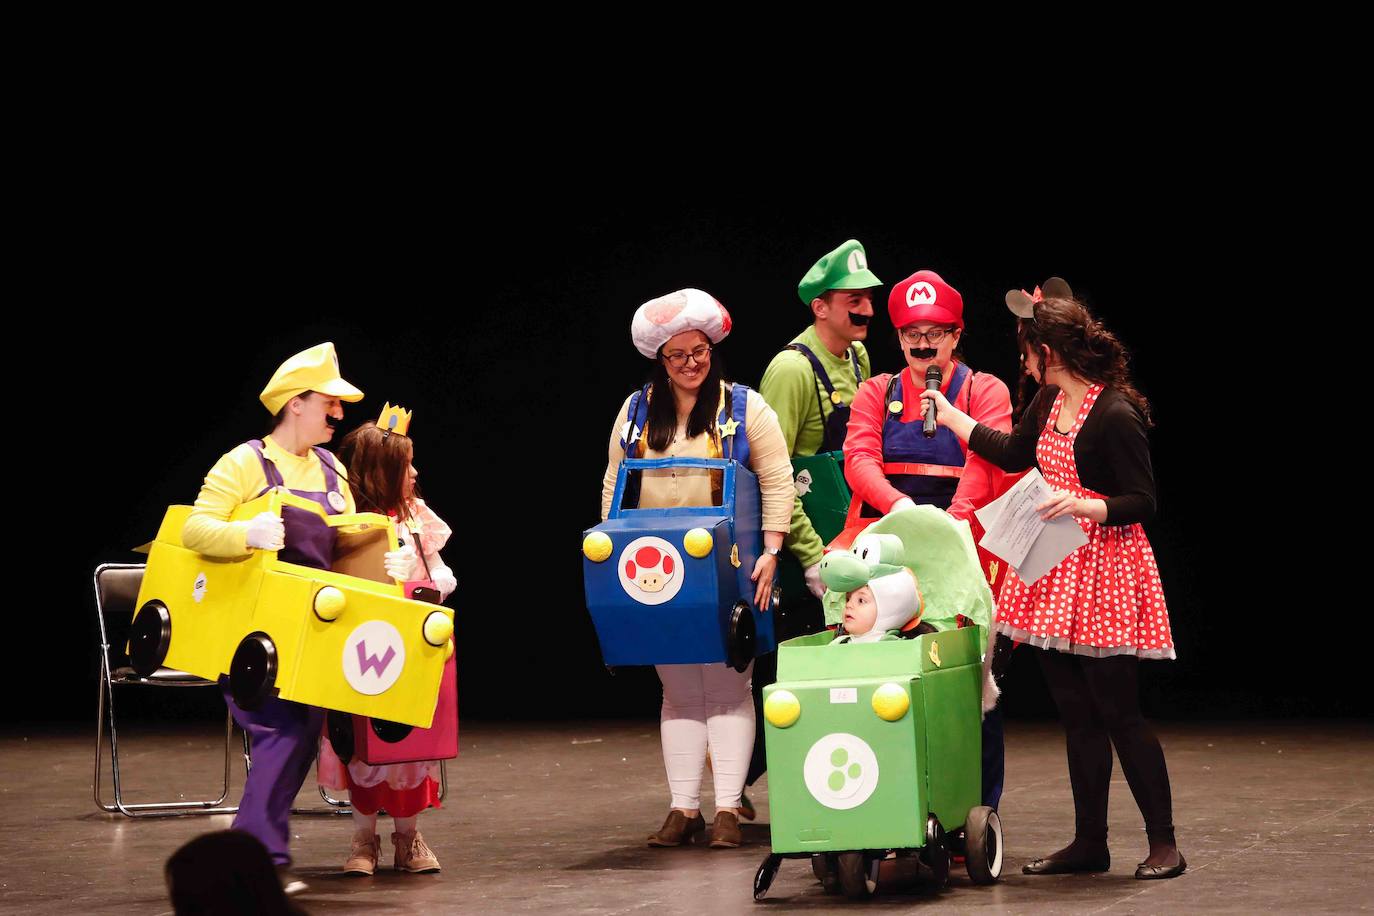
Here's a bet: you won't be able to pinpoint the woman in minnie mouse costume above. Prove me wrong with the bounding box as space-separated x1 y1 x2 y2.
920 278 1185 880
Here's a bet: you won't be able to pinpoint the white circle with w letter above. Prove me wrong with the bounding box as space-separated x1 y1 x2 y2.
342 620 406 695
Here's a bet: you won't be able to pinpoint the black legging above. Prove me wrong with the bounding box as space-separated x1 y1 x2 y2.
1037 649 1175 846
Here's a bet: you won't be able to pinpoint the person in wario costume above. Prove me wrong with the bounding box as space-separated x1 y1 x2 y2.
182 342 363 893
600 289 794 850
841 271 1016 810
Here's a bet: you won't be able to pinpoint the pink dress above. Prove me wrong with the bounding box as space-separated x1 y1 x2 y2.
317 498 452 816
994 386 1174 659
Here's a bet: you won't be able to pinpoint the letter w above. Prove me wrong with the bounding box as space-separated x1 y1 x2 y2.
356 640 396 677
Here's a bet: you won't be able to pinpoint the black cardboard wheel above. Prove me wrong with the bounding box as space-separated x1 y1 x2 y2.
229 633 277 711
371 718 413 743
327 711 355 763
727 600 756 672
128 601 171 678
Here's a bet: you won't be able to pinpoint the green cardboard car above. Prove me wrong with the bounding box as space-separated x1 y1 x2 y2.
753 507 1003 899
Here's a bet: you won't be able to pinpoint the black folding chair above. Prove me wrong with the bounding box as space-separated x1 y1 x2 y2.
93 563 247 817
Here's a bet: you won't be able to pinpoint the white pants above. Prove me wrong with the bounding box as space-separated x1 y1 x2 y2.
655 661 754 813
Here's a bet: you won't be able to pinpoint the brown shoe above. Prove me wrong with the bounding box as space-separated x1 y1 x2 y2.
648 810 706 847
392 830 441 873
709 810 742 848
343 828 380 876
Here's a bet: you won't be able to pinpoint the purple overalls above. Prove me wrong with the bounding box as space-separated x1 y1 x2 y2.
219 439 345 865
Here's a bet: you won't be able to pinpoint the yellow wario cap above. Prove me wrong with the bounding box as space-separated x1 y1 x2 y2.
259 342 365 414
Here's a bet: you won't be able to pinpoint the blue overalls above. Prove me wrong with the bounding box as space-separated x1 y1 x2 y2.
787 342 863 454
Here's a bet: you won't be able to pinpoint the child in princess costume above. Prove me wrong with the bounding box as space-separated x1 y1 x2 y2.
317 403 458 876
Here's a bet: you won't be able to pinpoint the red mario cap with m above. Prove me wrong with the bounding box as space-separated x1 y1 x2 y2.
887 270 965 330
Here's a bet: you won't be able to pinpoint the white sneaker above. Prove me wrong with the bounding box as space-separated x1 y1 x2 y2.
276 867 309 896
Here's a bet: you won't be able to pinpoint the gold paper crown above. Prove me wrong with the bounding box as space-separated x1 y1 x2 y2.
377 402 413 437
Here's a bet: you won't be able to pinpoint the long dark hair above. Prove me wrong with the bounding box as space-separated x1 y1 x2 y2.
338 421 418 521
1016 296 1153 426
643 348 727 453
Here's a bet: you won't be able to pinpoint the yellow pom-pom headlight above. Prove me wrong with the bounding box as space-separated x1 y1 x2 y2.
764 689 801 728
583 532 613 563
444 637 455 661
313 586 346 621
683 528 714 558
423 610 454 647
871 683 910 721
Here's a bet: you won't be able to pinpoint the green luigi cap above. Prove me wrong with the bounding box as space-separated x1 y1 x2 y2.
797 239 883 306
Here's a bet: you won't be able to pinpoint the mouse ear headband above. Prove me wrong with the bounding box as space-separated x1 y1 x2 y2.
1005 276 1073 319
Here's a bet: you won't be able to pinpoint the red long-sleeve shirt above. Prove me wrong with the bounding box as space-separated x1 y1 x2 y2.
844 364 1014 522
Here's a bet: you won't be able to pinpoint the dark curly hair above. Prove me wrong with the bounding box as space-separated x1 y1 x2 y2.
1016 296 1153 426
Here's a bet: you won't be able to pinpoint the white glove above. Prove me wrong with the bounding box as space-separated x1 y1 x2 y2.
429 563 457 602
244 512 285 551
384 543 419 582
887 497 917 515
804 562 826 599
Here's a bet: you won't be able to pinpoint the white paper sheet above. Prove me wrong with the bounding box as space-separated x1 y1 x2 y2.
975 468 1089 584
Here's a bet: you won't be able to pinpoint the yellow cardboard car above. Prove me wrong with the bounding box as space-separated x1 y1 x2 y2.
127 490 453 729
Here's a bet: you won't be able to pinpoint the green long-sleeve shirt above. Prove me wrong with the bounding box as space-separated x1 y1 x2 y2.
759 325 871 567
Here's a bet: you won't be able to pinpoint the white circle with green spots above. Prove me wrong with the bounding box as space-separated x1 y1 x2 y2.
803 733 880 810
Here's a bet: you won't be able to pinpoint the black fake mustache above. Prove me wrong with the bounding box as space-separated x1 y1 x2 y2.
848 312 871 326
908 347 938 360
325 415 340 429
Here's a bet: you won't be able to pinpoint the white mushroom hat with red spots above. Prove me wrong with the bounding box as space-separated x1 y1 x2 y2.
631 288 733 359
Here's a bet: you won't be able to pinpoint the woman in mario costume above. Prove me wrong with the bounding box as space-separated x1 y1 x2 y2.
920 278 1184 880
841 270 1016 810
182 342 363 891
318 403 457 877
600 289 794 850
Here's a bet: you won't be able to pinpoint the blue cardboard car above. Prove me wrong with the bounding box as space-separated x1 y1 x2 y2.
583 457 777 670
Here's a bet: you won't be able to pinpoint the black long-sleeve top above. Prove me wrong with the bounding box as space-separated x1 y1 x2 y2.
967 385 1156 526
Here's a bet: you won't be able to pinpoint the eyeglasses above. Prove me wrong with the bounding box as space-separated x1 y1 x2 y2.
898 326 956 345
662 344 712 367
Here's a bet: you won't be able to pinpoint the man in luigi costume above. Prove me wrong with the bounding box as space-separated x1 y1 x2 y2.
740 240 881 814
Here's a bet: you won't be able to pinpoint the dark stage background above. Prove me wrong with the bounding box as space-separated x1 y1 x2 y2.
30 197 1359 729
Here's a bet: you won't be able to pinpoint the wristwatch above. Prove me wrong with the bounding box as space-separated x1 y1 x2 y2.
764 546 782 557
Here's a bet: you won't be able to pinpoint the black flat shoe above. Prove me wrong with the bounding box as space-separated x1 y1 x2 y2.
1023 852 1111 875
1134 854 1186 880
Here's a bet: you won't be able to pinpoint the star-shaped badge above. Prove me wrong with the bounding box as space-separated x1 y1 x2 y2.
719 418 740 438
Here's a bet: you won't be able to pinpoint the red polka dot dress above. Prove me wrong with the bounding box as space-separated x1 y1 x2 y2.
994 385 1174 659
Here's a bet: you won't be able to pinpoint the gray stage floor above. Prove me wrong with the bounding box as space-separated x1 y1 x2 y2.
2 720 1370 914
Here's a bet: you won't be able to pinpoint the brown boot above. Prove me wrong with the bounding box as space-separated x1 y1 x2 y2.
709 810 742 848
648 810 706 847
392 830 441 873
343 828 380 876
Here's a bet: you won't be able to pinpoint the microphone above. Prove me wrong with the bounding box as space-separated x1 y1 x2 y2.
923 365 942 438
